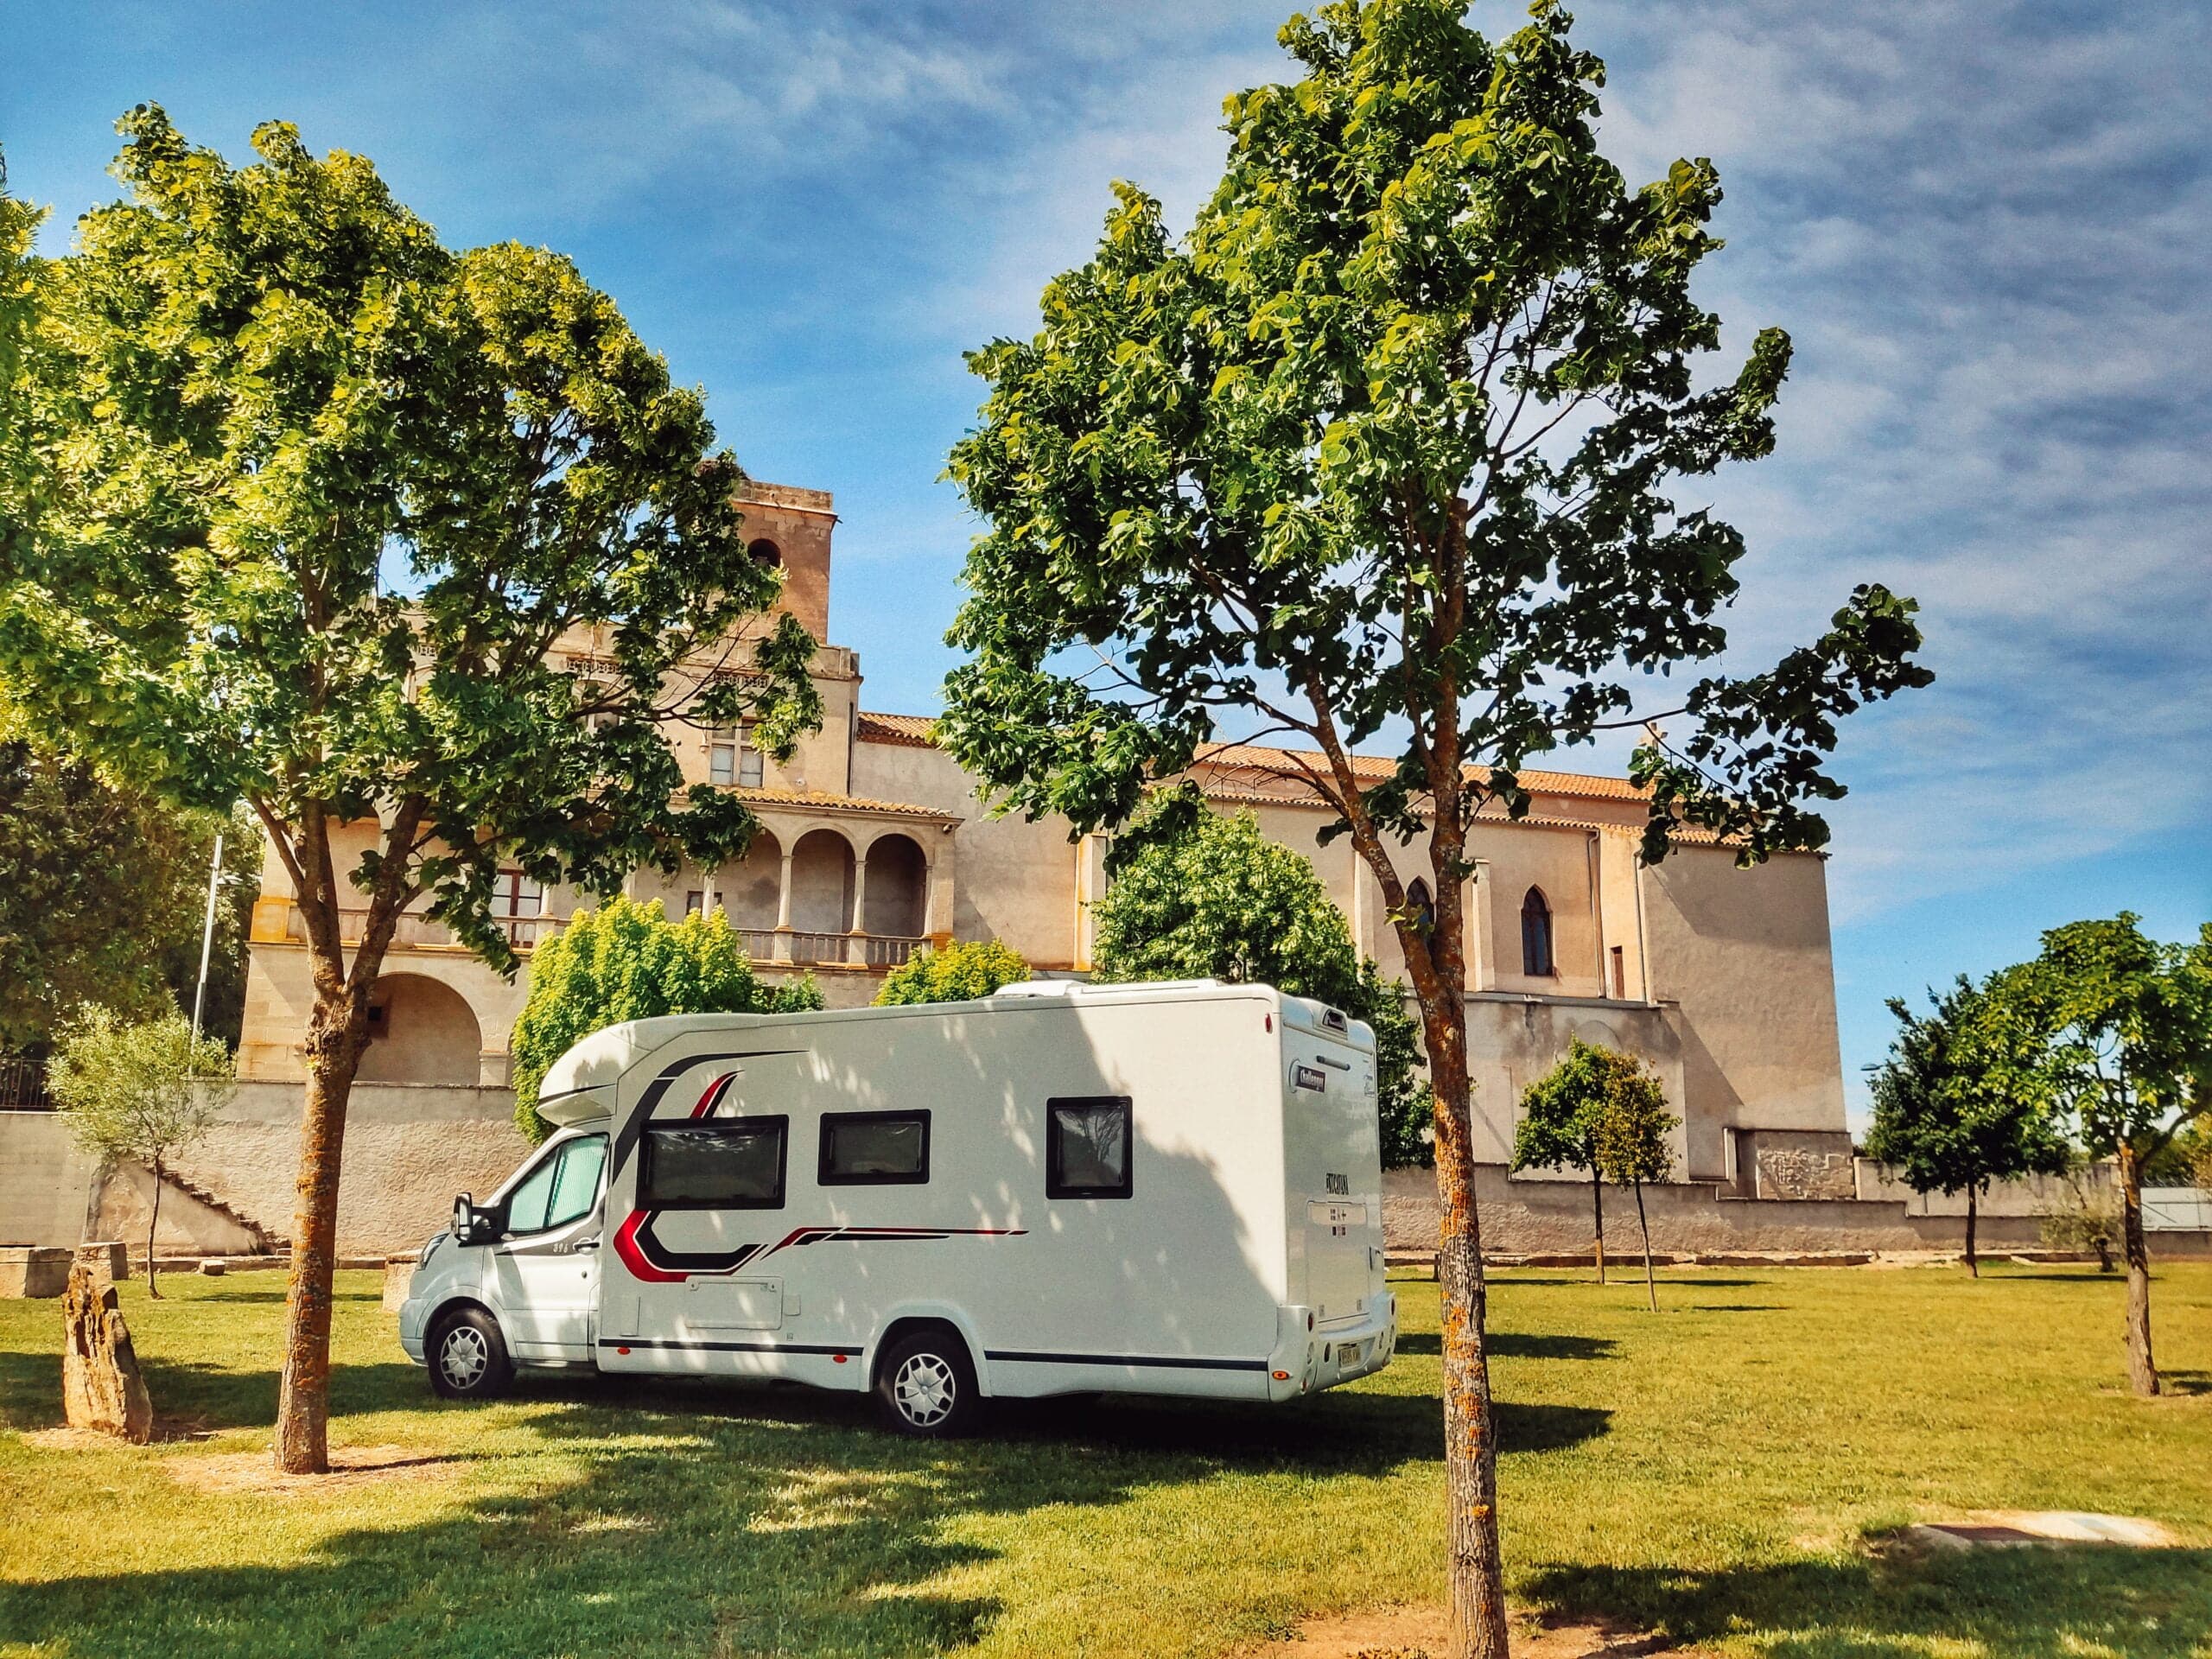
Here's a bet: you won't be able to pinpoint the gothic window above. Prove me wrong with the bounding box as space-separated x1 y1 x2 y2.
747 538 783 569
1521 887 1554 977
1406 879 1434 934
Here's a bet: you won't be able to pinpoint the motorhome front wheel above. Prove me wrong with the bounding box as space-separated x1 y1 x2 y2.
428 1306 515 1401
875 1328 979 1437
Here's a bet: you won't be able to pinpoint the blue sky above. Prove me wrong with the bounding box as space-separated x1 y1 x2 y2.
7 1 2207 1122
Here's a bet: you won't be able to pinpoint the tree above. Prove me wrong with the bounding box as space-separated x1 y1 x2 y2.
1088 804 1428 1164
0 709 258 1053
48 1006 234 1297
1512 1037 1627 1283
512 897 821 1141
0 111 819 1471
873 938 1031 1006
2038 1155 2120 1274
935 4 1929 1645
1862 976 2071 1277
1588 1054 1677 1313
1991 914 2212 1396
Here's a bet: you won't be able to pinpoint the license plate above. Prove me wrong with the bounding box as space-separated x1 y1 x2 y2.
1337 1341 1364 1367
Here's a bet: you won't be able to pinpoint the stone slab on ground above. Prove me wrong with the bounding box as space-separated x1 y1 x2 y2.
0 1246 73 1298
1909 1510 2177 1550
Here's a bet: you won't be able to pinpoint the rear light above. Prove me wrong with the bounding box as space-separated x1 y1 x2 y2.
833 1354 849 1364
1272 1370 1291 1381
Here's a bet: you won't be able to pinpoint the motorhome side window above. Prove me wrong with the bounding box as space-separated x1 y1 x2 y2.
819 1110 930 1185
1046 1096 1132 1199
642 1117 787 1209
504 1135 607 1235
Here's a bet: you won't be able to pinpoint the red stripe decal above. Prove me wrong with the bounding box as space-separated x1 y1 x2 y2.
612 1209 686 1282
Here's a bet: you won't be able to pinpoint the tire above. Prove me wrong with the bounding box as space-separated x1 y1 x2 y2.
874 1327 981 1437
426 1306 514 1401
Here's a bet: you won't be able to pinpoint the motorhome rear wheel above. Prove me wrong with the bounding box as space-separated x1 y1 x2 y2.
874 1327 981 1437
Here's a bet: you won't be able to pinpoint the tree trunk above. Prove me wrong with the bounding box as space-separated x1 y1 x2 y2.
273 995 369 1473
1590 1170 1605 1285
1425 1003 1509 1659
2117 1143 2158 1398
146 1155 164 1300
1964 1183 1978 1280
1633 1177 1656 1313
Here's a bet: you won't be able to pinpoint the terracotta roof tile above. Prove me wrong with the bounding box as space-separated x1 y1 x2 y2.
728 785 957 822
855 711 938 747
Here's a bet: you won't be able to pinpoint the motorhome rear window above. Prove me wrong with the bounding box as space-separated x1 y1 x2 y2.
641 1116 787 1209
819 1110 931 1185
1046 1096 1132 1199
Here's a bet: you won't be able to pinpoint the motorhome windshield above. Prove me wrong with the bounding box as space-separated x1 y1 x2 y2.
503 1135 607 1236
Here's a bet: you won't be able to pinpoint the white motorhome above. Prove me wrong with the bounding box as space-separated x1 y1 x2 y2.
397 980 1396 1434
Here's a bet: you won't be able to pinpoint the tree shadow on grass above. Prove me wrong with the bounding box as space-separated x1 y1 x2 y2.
0 1344 1610 1659
1523 1545 2212 1659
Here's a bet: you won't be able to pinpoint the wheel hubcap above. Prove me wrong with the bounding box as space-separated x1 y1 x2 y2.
893 1353 955 1427
440 1325 488 1389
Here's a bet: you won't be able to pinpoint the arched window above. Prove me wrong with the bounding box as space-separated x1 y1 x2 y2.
747 537 783 569
1406 879 1434 935
1521 887 1554 977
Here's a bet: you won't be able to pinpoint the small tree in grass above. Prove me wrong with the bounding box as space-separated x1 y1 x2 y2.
1862 976 2071 1278
512 898 823 1142
1089 806 1428 1166
1512 1038 1629 1283
0 111 820 1471
2038 1156 2120 1273
1989 914 2212 1396
49 1007 234 1297
873 938 1031 1007
1589 1056 1677 1313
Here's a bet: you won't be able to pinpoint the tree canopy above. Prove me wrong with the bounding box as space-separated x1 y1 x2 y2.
1862 973 2070 1274
48 1004 235 1296
873 938 1031 1007
512 897 823 1141
1987 912 2212 1394
1089 804 1428 1166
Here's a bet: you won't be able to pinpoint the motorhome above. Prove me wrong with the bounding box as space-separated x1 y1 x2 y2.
397 979 1397 1434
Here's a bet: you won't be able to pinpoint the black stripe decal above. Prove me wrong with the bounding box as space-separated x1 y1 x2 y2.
611 1047 806 1177
983 1350 1269 1372
599 1337 860 1357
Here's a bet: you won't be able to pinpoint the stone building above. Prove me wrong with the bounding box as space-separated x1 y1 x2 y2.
227 480 1862 1242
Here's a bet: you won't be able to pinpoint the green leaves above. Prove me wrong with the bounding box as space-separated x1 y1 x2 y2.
1 107 821 982
510 897 823 1141
1863 975 2073 1198
939 0 1927 889
872 939 1030 1007
1511 1036 1674 1185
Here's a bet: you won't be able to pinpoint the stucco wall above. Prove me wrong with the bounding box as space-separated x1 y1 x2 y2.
162 1079 530 1254
1640 847 1848 1179
0 1112 99 1247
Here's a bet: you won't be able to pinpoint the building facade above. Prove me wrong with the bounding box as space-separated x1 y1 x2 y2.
235 482 1856 1197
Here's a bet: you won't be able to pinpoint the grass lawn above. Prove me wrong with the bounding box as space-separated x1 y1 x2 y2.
2 1261 2209 1658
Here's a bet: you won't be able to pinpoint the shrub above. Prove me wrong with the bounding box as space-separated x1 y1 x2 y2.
874 938 1030 1006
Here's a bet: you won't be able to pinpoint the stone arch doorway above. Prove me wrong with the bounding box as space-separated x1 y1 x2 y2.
788 829 855 935
862 833 928 938
726 827 783 931
359 974 482 1085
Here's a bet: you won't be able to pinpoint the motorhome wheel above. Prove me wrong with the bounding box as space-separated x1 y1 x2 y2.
874 1329 980 1437
427 1306 514 1401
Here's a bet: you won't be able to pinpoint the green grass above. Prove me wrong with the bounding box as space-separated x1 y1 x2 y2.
2 1262 2209 1657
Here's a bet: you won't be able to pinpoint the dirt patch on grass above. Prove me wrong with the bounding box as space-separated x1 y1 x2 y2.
1242 1606 1717 1657
162 1442 464 1496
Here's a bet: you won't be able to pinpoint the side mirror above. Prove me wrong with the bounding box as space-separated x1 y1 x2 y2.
452 1193 499 1246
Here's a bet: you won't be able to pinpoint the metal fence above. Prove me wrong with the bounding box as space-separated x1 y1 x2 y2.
0 1056 50 1110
